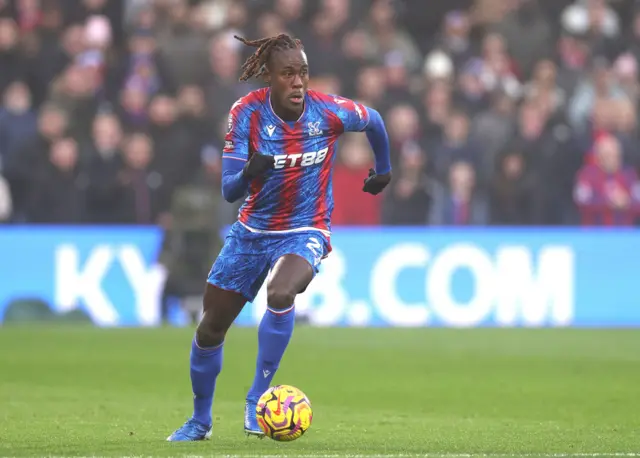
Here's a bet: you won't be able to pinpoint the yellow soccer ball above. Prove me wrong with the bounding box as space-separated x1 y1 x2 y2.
256 385 313 441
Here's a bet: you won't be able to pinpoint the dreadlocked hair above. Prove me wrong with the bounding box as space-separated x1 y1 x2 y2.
234 33 303 82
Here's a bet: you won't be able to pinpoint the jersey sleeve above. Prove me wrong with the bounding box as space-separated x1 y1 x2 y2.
222 99 251 162
328 95 371 133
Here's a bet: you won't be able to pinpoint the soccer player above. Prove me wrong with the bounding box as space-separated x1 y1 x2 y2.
167 33 392 441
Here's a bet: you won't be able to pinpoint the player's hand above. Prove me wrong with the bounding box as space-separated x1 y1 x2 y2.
243 152 274 179
362 168 391 195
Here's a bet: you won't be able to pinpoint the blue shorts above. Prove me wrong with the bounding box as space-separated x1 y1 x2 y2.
207 222 330 302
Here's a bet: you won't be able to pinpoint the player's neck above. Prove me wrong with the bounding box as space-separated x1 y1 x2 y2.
269 94 304 123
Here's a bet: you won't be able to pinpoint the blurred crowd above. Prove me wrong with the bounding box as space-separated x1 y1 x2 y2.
0 0 640 232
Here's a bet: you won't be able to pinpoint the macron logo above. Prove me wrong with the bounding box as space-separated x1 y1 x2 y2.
263 369 271 378
266 125 276 137
334 97 347 104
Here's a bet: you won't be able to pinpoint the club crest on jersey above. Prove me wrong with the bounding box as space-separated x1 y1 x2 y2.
307 121 323 137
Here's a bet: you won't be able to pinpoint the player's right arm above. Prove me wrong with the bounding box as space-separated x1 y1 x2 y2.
221 101 273 202
329 95 392 195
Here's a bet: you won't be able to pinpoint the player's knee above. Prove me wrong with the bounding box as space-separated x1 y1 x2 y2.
195 315 227 348
266 285 295 310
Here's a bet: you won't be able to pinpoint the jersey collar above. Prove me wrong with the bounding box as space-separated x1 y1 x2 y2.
266 88 308 127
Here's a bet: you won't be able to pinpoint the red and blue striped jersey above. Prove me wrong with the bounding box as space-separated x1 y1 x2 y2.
222 88 371 236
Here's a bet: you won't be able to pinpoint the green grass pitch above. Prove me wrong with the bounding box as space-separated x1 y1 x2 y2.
0 326 639 457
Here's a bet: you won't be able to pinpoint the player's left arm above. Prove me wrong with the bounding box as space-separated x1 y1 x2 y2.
221 102 274 202
334 97 392 195
221 104 251 202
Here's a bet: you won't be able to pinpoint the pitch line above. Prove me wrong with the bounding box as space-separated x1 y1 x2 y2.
92 453 640 458
41 454 640 458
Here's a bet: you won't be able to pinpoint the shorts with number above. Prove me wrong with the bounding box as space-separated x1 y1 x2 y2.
207 221 330 302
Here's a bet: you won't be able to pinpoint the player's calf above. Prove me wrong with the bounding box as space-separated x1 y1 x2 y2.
170 284 246 440
245 255 313 429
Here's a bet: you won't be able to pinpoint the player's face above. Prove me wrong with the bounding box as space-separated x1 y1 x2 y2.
267 48 309 116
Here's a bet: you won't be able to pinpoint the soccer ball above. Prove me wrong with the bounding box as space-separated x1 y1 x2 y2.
256 384 313 441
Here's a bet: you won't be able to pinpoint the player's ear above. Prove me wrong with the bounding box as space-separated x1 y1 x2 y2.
262 68 271 84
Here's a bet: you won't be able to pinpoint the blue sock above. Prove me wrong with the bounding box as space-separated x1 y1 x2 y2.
190 338 223 426
247 305 295 400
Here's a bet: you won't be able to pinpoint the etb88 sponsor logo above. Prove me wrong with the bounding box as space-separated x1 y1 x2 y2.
273 147 329 169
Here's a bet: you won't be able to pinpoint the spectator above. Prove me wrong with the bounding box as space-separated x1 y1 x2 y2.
0 18 25 96
273 0 306 38
84 113 124 223
339 29 372 93
429 160 488 226
0 0 638 231
454 59 489 116
474 32 521 99
613 98 640 169
612 52 639 101
568 58 626 132
303 11 347 77
156 0 209 87
363 0 422 72
353 66 387 111
383 51 414 106
147 93 193 190
431 10 474 68
522 59 567 118
15 0 41 34
0 81 37 166
333 134 381 226
471 90 517 177
159 144 224 324
433 110 483 183
422 80 453 142
574 135 640 226
489 150 540 225
515 101 570 224
382 141 432 225
48 64 99 145
385 104 422 169
561 0 620 58
572 98 638 170
4 103 68 220
26 137 85 223
555 33 592 101
492 0 552 76
204 32 252 126
107 28 171 104
177 84 211 155
116 81 149 130
116 131 169 225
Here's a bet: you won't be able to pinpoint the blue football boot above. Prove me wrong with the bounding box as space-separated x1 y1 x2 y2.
244 396 265 438
166 418 212 441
